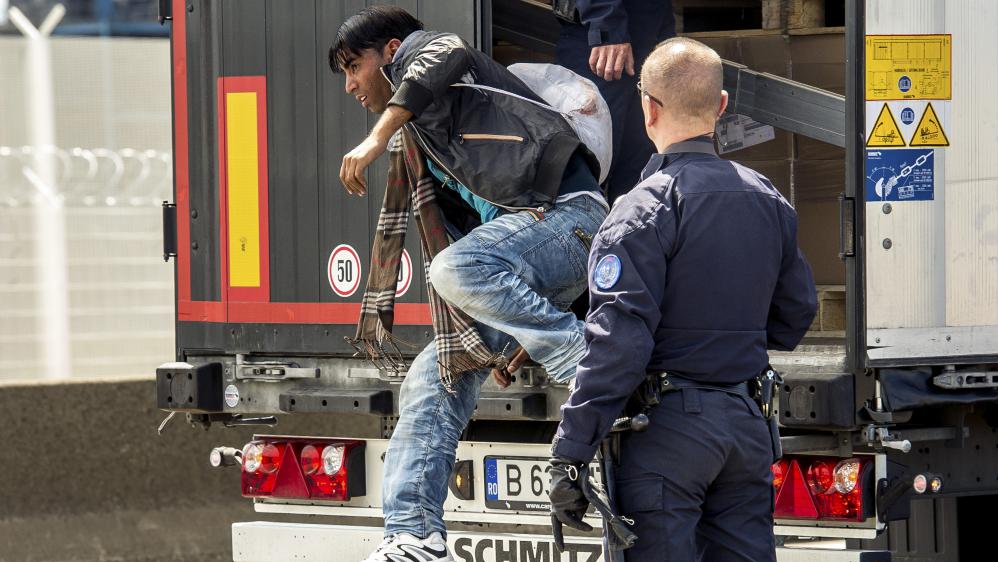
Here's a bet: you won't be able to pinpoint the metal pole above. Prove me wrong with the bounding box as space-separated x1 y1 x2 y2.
9 5 71 379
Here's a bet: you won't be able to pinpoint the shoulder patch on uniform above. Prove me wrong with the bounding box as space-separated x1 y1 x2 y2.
593 254 622 290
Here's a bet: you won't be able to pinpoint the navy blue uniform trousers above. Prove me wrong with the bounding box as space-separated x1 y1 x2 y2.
555 13 674 203
614 387 777 562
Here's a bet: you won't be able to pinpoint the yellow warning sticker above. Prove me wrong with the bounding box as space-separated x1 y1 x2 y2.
866 103 906 147
909 102 950 147
866 35 951 100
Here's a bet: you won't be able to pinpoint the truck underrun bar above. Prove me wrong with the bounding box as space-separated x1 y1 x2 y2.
722 60 846 148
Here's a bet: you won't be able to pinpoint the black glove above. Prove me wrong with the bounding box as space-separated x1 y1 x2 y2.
549 456 593 550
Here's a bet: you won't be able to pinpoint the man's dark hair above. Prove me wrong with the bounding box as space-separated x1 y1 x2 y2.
329 6 424 72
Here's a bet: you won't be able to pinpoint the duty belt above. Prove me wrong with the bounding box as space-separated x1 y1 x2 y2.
614 369 781 433
655 373 753 398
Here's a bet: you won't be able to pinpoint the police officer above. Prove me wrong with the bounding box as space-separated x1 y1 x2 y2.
548 38 817 561
554 0 675 203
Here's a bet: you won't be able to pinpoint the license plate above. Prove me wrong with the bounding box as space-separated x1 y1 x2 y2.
484 456 601 511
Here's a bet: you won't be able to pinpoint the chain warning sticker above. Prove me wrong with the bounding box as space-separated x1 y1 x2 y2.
865 149 934 202
866 35 951 100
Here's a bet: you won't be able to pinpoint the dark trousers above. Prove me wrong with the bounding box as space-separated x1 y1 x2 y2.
555 7 674 203
614 387 776 562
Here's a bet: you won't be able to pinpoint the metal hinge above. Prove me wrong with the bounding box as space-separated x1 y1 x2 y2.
838 194 856 259
162 201 177 262
158 0 172 24
933 366 998 389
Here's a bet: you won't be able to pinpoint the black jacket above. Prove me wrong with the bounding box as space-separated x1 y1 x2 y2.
386 30 592 212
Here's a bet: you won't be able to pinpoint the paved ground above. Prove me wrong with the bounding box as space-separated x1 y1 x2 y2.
0 377 380 562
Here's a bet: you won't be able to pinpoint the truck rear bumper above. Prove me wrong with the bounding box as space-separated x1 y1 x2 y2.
232 522 890 562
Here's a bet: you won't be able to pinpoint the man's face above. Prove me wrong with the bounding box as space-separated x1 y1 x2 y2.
342 47 394 114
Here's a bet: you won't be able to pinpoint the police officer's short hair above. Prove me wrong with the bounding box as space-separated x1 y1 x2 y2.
641 38 723 121
329 6 424 72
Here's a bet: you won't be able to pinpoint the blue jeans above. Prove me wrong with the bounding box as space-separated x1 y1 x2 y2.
382 195 607 538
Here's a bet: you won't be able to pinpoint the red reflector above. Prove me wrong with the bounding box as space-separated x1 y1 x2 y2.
774 460 819 519
272 446 309 499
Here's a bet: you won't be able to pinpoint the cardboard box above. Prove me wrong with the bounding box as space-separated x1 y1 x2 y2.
789 33 846 95
796 197 846 285
795 136 845 161
695 32 792 77
794 159 844 202
789 32 847 160
809 286 847 333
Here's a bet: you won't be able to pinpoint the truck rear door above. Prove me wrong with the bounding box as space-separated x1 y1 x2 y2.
856 1 998 370
170 0 481 360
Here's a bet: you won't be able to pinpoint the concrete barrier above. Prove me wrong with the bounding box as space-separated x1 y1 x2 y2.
0 376 382 562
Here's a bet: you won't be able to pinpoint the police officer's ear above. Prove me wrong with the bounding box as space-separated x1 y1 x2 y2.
717 90 730 119
383 38 403 63
642 93 660 129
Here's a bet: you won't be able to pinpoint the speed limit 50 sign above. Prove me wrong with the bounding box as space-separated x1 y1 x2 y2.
327 244 361 297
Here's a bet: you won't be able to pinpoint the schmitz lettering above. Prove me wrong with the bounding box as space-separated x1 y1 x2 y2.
452 537 602 562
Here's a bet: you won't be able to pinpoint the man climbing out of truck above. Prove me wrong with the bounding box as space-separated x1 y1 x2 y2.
330 6 608 561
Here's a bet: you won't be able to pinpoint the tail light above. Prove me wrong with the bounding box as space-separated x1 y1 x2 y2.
772 455 875 522
241 437 366 501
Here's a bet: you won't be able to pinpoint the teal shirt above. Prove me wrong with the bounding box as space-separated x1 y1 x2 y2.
426 158 501 224
425 151 600 225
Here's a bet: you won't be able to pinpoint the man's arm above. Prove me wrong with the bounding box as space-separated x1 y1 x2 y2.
552 198 672 463
576 0 634 81
766 207 818 350
340 105 413 196
389 33 471 118
340 33 471 195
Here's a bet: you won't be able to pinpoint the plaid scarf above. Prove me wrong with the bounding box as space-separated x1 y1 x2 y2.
349 128 509 392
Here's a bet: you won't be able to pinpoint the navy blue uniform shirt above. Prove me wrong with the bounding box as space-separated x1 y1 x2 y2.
552 136 817 463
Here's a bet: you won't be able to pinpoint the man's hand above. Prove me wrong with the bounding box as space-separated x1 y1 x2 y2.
339 136 387 196
491 346 531 388
549 456 593 550
589 43 635 81
340 105 413 196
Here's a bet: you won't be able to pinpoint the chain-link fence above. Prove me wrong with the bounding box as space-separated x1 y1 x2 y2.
0 29 173 380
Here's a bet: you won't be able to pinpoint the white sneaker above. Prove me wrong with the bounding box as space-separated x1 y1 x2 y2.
361 532 454 562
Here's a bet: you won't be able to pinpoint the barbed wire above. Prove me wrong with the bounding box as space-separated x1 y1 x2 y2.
0 144 172 207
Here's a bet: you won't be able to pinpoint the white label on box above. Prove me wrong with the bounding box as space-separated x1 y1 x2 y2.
716 113 777 155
